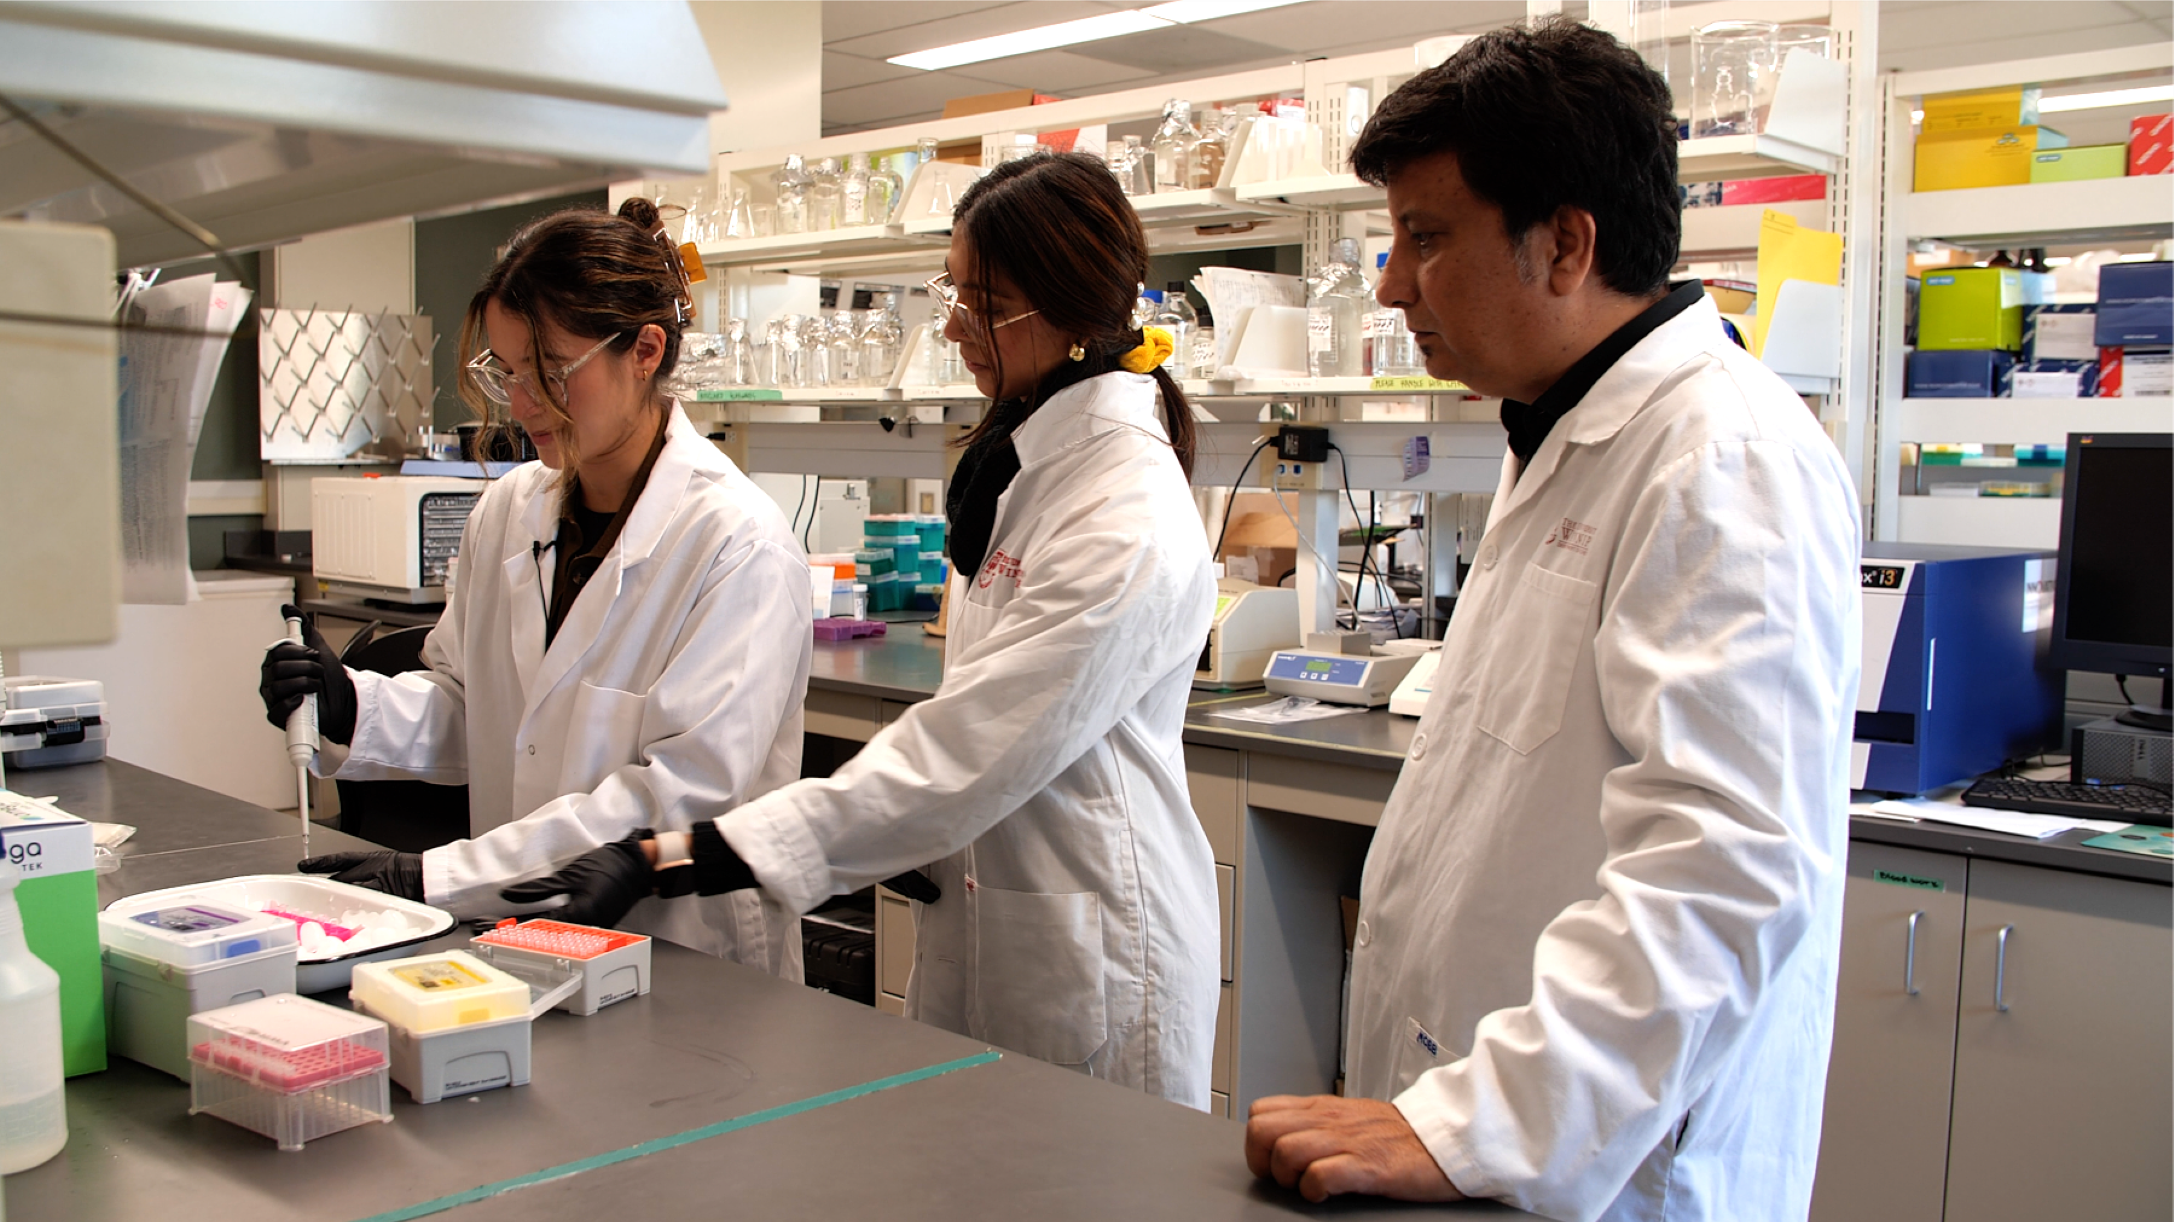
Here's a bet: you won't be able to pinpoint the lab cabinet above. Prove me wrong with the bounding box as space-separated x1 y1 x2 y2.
1942 861 2170 1222
1812 847 2171 1222
1811 843 1968 1222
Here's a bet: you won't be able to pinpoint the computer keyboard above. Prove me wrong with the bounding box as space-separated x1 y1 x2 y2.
1962 777 2172 826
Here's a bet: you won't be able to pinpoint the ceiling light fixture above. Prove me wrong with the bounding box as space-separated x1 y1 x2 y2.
2039 84 2174 113
888 0 1309 71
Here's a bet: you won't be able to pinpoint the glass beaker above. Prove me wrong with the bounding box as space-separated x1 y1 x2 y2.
1691 20 1776 138
918 137 956 218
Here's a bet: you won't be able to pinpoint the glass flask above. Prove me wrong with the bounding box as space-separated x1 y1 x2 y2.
722 186 756 240
772 155 811 235
723 317 754 385
1151 99 1200 193
871 155 905 223
1189 107 1237 189
918 137 957 218
1306 237 1370 379
828 312 862 387
809 157 844 231
860 294 903 387
842 153 873 226
1151 284 1197 374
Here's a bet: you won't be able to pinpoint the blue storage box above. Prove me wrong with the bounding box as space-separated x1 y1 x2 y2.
2020 303 2097 363
1906 349 2014 398
2094 261 2173 347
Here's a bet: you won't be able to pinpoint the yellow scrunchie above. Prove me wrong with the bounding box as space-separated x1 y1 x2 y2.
1119 326 1175 374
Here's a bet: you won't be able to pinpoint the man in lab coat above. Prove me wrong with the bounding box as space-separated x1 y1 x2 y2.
1244 18 1861 1222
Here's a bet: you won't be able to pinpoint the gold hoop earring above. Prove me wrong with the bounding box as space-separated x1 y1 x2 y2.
1068 343 1086 362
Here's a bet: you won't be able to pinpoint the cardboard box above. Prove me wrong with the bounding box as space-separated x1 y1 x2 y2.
2014 360 2098 398
1915 125 2067 192
2021 304 2098 363
2132 114 2172 176
1 793 105 1076
2094 261 2173 347
937 89 1062 164
1906 349 2014 398
2028 144 2128 183
1919 267 2024 351
1920 86 2040 133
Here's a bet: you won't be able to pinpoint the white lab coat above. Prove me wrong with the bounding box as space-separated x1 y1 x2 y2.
326 405 811 976
1346 298 1861 1222
717 372 1221 1106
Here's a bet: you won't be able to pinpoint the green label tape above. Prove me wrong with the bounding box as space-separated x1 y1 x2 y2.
1874 868 1945 891
693 388 785 401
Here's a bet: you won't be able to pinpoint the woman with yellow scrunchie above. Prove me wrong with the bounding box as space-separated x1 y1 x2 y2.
514 150 1224 1105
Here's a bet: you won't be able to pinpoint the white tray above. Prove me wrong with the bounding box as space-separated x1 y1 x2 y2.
109 876 456 993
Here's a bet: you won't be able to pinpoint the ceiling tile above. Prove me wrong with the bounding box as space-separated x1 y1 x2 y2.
819 68 1019 129
948 48 1163 92
1072 25 1293 72
1204 0 1520 51
824 1 1013 42
823 48 918 92
828 2 1127 60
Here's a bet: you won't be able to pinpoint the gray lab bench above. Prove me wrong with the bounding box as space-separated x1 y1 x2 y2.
808 632 2172 1221
5 760 1527 1221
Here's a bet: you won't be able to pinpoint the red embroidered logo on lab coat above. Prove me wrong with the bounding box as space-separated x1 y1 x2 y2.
976 549 1022 589
1543 517 1595 555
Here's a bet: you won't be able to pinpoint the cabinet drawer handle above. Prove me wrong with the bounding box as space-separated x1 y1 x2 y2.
1904 910 1924 996
1994 924 2015 1012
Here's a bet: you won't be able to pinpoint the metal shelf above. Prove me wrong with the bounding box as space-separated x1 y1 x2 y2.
1896 495 2062 549
696 224 945 269
1676 132 1837 182
1903 175 2174 247
1680 201 1824 257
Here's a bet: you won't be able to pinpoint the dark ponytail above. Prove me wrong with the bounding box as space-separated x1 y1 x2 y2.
950 152 1197 476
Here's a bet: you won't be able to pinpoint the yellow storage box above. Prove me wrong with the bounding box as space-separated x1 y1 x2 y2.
1916 126 2068 192
349 950 530 1035
1919 86 2040 134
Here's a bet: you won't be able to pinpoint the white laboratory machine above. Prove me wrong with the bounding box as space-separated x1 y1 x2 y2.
312 476 481 604
1262 647 1423 708
1387 648 1442 718
1194 579 1302 690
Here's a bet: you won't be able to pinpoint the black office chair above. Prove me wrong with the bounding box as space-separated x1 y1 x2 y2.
335 623 471 853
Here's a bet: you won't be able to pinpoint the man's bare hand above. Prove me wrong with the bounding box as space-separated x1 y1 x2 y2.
1244 1094 1466 1204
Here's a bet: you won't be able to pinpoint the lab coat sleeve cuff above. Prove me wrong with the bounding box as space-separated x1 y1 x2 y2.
419 845 456 911
716 796 831 918
1394 1074 1496 1206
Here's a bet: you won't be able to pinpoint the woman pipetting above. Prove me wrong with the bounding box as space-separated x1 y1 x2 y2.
516 153 1224 1107
258 198 813 976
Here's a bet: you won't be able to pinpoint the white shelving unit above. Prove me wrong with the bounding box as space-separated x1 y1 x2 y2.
1871 42 2174 546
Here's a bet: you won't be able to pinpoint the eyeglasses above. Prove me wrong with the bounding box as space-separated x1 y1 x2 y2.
465 332 623 408
925 272 1040 333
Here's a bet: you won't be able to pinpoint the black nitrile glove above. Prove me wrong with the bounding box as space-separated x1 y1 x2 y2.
497 835 653 928
881 870 941 904
299 850 425 901
260 605 359 744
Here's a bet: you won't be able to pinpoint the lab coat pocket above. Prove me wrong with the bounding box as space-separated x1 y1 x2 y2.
1391 1015 1447 1096
1474 564 1597 755
973 886 1108 1066
563 680 647 790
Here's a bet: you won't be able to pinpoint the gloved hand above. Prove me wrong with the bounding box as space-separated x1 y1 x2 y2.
299 850 425 901
880 870 941 904
260 605 359 744
497 835 653 928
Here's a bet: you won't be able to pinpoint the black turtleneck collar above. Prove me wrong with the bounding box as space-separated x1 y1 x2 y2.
1500 280 1705 463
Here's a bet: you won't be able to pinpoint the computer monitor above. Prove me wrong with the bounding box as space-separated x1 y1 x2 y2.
2049 432 2172 729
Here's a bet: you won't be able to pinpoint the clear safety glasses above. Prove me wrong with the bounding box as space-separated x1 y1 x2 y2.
925 271 1040 333
465 332 623 408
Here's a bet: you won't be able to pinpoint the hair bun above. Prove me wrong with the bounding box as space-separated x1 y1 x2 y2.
617 195 662 232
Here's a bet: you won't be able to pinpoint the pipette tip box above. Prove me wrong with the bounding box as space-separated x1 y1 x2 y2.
187 994 391 1151
99 900 299 1080
470 919 652 1016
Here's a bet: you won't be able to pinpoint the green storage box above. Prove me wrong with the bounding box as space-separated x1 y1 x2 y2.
1 793 106 1076
1918 267 2024 351
2029 145 2128 183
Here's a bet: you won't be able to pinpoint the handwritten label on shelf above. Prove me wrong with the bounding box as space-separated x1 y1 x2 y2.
693 389 785 402
1368 376 1469 392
